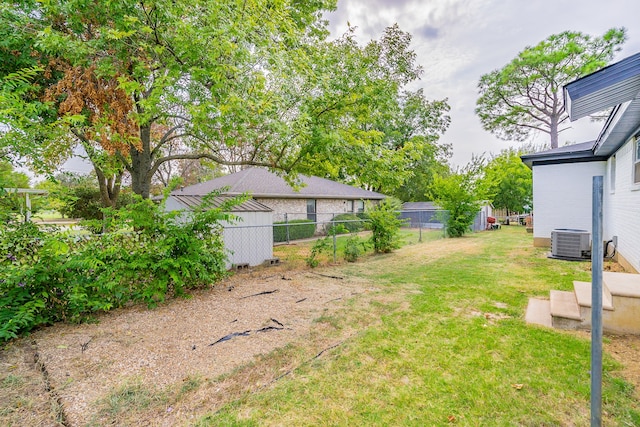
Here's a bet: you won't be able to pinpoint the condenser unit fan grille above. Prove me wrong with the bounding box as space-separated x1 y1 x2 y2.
551 229 591 259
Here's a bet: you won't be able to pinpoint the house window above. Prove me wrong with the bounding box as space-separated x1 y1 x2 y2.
635 138 640 185
307 199 317 222
355 200 365 213
610 155 616 192
347 200 354 212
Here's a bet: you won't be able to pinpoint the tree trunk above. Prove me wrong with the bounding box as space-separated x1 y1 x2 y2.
130 124 153 199
94 167 122 209
549 115 559 149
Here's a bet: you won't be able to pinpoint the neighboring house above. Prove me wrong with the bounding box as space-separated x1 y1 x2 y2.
521 52 640 273
171 167 386 226
165 195 274 268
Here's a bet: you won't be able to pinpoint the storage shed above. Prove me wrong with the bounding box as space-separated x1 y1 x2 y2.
164 195 274 269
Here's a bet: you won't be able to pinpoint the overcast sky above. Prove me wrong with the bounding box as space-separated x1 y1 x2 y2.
326 0 640 167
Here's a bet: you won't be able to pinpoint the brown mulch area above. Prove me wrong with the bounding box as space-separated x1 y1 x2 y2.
1 266 383 426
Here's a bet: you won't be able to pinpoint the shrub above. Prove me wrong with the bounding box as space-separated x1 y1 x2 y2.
305 237 330 268
326 223 349 236
433 173 481 238
0 193 236 342
367 199 404 253
328 213 365 233
273 219 316 243
343 234 367 262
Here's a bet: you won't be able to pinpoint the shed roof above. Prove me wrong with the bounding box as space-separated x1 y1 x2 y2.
173 168 386 200
169 195 272 212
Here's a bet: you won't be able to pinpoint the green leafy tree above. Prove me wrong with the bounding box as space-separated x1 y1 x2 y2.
476 28 626 149
0 160 32 219
366 199 404 253
40 172 134 220
481 149 532 224
380 89 450 199
2 2 445 204
0 161 29 189
299 66 451 195
433 160 484 238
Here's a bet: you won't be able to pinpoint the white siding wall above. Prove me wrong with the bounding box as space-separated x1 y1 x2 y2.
532 161 606 240
604 138 640 272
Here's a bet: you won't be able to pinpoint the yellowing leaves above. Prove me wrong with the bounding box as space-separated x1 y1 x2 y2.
44 64 141 153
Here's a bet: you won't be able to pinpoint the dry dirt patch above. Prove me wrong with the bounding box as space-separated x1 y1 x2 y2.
3 267 383 426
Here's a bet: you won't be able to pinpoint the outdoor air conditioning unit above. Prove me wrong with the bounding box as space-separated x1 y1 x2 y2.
551 229 591 259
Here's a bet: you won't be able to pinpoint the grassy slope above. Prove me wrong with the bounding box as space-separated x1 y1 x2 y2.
202 227 640 426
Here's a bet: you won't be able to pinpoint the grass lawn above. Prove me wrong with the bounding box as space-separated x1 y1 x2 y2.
273 228 444 269
200 226 640 426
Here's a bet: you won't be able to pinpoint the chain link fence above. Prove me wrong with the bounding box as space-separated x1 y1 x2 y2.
223 210 454 268
17 208 488 270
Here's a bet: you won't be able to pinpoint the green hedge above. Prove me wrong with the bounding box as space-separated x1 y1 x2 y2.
273 219 316 242
328 213 366 234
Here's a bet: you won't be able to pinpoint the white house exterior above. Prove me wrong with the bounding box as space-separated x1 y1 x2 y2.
522 52 640 273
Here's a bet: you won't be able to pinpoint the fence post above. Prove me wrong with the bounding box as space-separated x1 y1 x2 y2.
419 210 423 242
332 220 337 263
591 176 603 427
285 213 290 244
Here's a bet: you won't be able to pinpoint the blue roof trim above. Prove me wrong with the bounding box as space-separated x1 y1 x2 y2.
564 52 640 120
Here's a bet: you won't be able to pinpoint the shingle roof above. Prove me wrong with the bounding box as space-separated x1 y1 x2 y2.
173 168 386 200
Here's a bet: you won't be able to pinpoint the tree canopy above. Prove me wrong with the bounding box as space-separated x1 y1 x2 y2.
480 149 532 218
475 28 626 149
1 0 450 202
432 158 485 238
